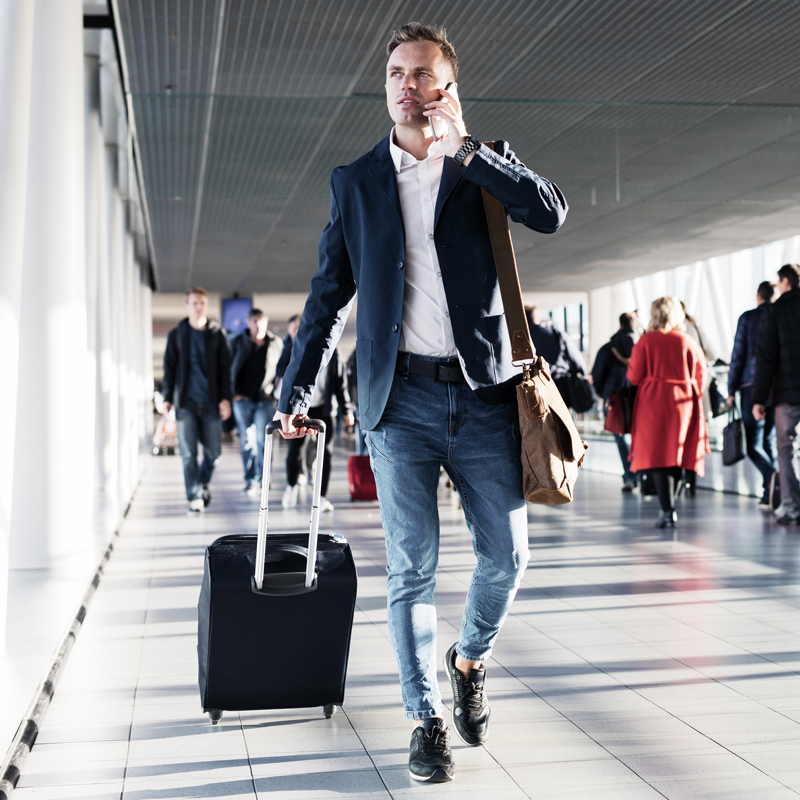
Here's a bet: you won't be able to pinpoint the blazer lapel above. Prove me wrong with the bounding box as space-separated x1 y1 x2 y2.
368 137 402 220
434 157 462 231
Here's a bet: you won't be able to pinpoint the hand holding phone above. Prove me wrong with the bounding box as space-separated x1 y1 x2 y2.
430 81 453 142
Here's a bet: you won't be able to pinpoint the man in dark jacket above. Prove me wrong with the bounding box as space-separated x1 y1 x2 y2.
592 313 639 490
229 308 284 494
163 288 232 513
726 281 777 508
274 23 567 780
753 264 800 525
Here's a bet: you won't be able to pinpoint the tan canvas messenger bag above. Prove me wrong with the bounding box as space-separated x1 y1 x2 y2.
480 160 588 505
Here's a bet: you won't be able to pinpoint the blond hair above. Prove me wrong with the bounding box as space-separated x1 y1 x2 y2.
649 296 685 331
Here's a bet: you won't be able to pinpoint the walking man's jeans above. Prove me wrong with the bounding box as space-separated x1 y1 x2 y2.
176 403 222 501
740 386 776 500
232 397 274 486
365 358 529 720
613 432 636 484
774 403 800 517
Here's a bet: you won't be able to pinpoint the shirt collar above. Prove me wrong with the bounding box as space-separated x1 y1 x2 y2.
389 127 443 173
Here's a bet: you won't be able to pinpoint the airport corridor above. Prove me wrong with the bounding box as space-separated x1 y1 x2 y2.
13 441 800 800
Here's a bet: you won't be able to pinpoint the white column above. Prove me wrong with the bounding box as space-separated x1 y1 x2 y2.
10 0 92 568
705 257 734 356
0 0 36 632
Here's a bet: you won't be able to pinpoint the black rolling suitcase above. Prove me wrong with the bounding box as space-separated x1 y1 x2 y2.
197 419 358 723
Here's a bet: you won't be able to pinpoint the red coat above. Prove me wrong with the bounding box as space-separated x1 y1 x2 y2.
627 330 710 475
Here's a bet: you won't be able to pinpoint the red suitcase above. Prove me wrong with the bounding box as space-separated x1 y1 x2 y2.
347 455 378 501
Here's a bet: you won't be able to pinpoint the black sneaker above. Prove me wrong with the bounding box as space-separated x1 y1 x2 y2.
444 643 490 746
776 514 800 526
408 718 455 782
202 485 212 507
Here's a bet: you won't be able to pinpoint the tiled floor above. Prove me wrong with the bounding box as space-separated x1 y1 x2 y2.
14 438 800 799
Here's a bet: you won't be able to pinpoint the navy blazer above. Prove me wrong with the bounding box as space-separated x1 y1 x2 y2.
278 136 568 430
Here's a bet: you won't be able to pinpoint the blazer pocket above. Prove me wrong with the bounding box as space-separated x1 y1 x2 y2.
356 340 372 416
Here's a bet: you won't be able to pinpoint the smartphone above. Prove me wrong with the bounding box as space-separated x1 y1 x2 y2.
430 81 453 142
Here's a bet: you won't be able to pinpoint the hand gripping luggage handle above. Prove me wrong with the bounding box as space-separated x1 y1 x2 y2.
253 418 327 594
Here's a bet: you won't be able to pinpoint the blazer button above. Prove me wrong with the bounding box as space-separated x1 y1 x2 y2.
392 324 399 332
397 261 404 269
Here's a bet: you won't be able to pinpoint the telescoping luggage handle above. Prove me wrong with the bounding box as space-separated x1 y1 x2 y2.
252 419 327 595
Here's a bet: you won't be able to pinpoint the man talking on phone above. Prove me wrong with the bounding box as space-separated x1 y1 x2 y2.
276 22 567 781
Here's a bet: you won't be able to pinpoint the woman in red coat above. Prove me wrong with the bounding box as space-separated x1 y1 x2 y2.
627 297 710 528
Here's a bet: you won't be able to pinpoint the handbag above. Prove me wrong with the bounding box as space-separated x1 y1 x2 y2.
481 174 588 505
707 376 729 418
722 401 745 466
604 392 626 435
557 333 595 413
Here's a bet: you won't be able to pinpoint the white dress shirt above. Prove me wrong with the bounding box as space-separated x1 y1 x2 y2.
389 128 457 358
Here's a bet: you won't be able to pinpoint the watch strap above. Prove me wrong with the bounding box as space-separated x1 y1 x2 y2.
453 135 480 166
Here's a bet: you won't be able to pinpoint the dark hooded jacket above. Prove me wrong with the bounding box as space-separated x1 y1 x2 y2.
162 318 232 409
753 289 800 406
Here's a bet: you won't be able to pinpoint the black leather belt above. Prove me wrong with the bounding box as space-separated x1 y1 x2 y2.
395 353 465 383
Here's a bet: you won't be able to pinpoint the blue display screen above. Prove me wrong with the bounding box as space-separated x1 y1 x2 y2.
221 297 252 335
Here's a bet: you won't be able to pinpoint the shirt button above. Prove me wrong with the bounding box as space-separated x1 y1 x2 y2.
392 324 399 332
397 261 404 269
437 271 442 277
444 312 450 318
428 233 434 240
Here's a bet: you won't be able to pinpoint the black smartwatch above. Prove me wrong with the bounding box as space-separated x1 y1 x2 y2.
453 135 480 166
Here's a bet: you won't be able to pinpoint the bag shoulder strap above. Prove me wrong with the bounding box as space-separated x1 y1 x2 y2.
480 142 534 365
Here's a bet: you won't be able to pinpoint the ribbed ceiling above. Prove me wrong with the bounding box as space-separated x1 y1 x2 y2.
115 0 800 292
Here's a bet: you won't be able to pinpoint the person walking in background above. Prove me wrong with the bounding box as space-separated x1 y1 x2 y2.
752 264 800 526
524 305 588 407
275 22 567 782
162 288 232 514
229 308 284 495
274 313 300 393
679 301 716 496
281 347 354 513
592 312 639 491
627 297 709 528
726 281 777 510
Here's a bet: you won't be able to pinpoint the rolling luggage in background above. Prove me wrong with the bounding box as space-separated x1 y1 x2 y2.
348 454 378 501
197 419 358 723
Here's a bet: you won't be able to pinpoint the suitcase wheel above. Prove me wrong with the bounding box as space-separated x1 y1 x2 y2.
205 708 223 724
323 704 337 719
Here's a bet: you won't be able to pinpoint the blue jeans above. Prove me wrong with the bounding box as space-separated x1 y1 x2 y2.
365 358 529 720
613 432 636 484
740 386 776 498
176 403 222 501
775 403 800 517
233 397 274 485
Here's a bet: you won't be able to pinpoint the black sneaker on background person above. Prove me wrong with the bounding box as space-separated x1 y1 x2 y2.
444 643 490 746
408 718 455 782
202 484 212 507
776 514 800 526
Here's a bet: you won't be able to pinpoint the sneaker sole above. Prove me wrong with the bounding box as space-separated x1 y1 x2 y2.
443 647 487 748
409 768 454 782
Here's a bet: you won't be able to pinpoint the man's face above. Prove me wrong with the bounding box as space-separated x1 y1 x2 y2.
248 315 268 339
185 293 209 323
778 276 792 295
287 319 299 339
385 41 452 130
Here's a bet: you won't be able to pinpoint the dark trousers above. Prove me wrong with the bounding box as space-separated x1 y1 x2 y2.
652 466 682 513
176 403 222 501
740 386 776 498
286 407 333 496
